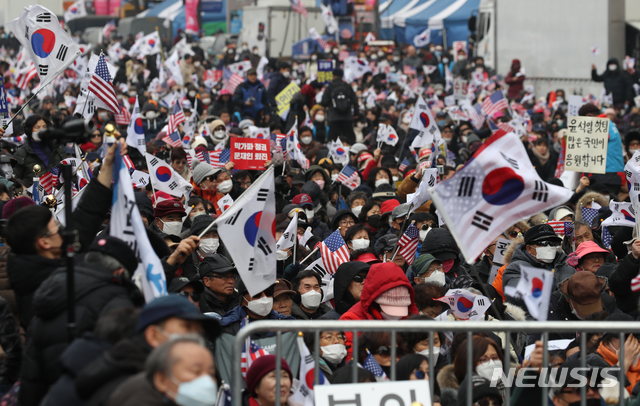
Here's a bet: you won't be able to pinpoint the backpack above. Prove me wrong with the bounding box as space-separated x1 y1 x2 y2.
331 86 351 113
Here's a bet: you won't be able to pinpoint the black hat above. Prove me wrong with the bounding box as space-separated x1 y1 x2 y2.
190 214 216 236
332 68 344 77
169 276 205 294
523 224 562 246
199 254 236 277
374 234 399 255
247 67 257 75
88 235 139 274
136 294 219 336
379 113 393 123
301 180 322 206
457 375 502 406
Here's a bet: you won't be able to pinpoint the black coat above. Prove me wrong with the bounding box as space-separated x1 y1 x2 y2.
591 58 634 105
609 253 640 318
419 228 470 278
76 335 152 406
267 72 290 105
200 288 241 316
0 296 21 387
321 261 370 319
527 148 559 182
8 178 113 329
13 138 65 187
320 79 359 122
19 264 143 406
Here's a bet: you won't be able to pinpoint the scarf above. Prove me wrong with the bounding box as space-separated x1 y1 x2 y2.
531 146 550 166
597 342 640 394
30 140 51 167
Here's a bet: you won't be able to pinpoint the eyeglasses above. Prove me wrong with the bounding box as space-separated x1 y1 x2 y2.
320 333 346 343
376 346 403 357
252 285 275 299
339 219 355 227
352 274 366 283
413 369 428 380
207 273 237 281
507 231 520 238
43 221 63 238
177 291 201 302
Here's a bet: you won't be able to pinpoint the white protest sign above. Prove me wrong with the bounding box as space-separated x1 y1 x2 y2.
453 78 468 100
444 95 456 107
315 380 431 406
567 95 585 118
525 339 574 360
488 264 500 285
564 116 609 174
492 238 511 265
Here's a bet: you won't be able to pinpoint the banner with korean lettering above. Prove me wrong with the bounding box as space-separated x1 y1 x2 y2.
275 82 301 119
0 77 7 117
317 60 333 84
230 137 271 170
184 0 200 34
564 116 608 174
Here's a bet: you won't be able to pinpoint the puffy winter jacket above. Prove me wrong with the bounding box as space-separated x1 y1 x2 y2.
321 261 370 319
591 58 634 106
609 253 640 318
419 228 470 278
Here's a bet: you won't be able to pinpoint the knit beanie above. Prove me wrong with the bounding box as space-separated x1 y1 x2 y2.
192 159 219 185
245 355 293 396
375 286 411 316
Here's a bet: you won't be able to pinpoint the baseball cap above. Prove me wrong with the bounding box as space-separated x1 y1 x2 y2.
88 235 139 274
154 200 187 218
524 224 562 246
292 194 314 207
169 276 205 294
200 254 236 276
136 294 219 334
391 203 411 220
380 199 401 216
414 254 442 276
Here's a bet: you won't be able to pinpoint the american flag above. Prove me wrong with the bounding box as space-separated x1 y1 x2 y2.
16 63 37 90
196 150 210 164
102 19 116 39
240 337 269 378
290 0 308 17
275 133 287 157
362 350 388 380
320 229 350 274
167 102 185 135
488 120 514 134
581 206 599 227
223 68 243 93
211 149 231 168
602 226 612 249
409 77 421 92
399 158 410 172
114 105 131 125
397 224 420 265
88 54 119 114
335 165 356 184
469 103 485 130
481 90 508 118
547 221 573 236
163 131 182 148
123 155 135 174
40 167 60 195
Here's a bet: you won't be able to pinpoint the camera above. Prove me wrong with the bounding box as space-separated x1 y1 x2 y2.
38 118 96 144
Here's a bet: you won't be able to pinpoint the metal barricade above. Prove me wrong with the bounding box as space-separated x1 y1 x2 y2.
232 320 640 406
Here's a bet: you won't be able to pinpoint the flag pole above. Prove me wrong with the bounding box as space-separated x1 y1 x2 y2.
300 246 318 264
293 210 298 263
3 51 81 130
155 26 165 64
428 185 475 264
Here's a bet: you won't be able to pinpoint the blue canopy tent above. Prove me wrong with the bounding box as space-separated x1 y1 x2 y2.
137 0 226 38
380 0 421 40
393 0 446 46
403 0 479 47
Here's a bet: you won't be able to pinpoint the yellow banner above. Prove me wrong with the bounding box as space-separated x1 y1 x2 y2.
275 82 301 117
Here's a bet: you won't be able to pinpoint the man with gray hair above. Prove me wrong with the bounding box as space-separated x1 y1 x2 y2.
109 335 217 406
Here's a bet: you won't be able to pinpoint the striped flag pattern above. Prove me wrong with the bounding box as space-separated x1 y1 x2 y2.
211 149 231 168
547 221 573 236
40 167 60 195
123 155 135 174
631 274 640 292
335 165 356 184
88 53 119 113
162 131 182 148
399 158 410 172
167 102 185 135
223 68 243 93
290 0 308 17
397 224 420 265
320 229 350 274
16 63 37 89
240 332 269 377
481 90 508 118
114 105 131 125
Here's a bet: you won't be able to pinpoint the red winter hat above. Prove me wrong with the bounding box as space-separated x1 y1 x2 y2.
153 199 186 218
246 355 293 396
3 196 35 219
80 142 97 152
380 199 400 216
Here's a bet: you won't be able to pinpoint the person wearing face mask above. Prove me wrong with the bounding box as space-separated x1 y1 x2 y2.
209 89 235 119
340 262 418 358
233 68 270 125
310 105 327 143
207 119 229 146
505 59 525 100
198 254 241 317
367 166 394 191
625 131 640 162
503 224 576 305
292 193 332 241
592 58 634 107
142 102 162 142
303 331 348 377
210 168 243 215
453 335 506 404
437 53 454 78
76 295 218 406
320 68 359 145
306 166 330 192
343 224 370 253
290 270 331 320
412 254 446 287
267 61 292 106
180 215 222 278
298 126 321 161
150 200 187 238
179 53 197 87
419 228 471 279
112 335 217 406
321 261 370 320
12 114 65 187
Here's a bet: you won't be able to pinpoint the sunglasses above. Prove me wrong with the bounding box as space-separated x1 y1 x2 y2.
252 285 275 299
177 291 201 302
507 231 520 238
534 240 560 247
376 346 403 357
353 274 366 283
414 370 428 380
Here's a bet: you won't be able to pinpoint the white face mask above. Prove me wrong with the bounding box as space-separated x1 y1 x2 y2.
301 136 313 145
375 178 390 187
419 229 429 241
315 114 325 122
417 347 440 363
305 209 314 221
1 164 13 180
199 238 219 256
422 270 446 286
402 115 412 124
333 49 339 55
217 179 233 194
321 344 347 365
370 55 378 61
151 93 160 101
301 290 322 310
276 250 290 261
535 246 557 263
282 71 291 78
213 130 226 140
146 111 157 119
194 61 201 68
173 374 218 406
476 360 503 382
331 173 339 182
188 90 197 97
311 55 318 61
392 176 399 183
160 220 183 236
253 49 260 55
32 131 42 142
98 112 109 120
393 56 401 62
203 98 211 105
631 148 640 155
245 296 273 316
351 238 370 251
608 64 617 71
351 205 363 217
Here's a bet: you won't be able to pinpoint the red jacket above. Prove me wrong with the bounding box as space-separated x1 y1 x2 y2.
340 262 418 359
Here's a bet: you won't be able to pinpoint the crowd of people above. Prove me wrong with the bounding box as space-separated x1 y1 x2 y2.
0 21 640 406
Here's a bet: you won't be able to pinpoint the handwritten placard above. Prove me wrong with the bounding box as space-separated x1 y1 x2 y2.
564 116 608 174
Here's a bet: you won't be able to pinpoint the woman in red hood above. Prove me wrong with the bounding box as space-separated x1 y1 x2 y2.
340 262 419 359
505 59 525 100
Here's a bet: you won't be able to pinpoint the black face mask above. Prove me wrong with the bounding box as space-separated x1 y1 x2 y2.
367 214 381 229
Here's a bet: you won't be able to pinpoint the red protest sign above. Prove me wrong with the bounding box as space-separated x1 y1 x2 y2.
230 137 271 170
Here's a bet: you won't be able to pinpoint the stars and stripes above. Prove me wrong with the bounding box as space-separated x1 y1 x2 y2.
39 166 60 195
87 53 119 113
240 338 269 378
211 149 231 168
114 104 131 125
16 63 37 89
320 229 350 274
162 131 182 148
481 90 508 118
397 224 420 265
399 158 410 172
488 120 514 134
602 226 612 249
547 221 574 236
581 206 599 226
167 102 185 135
362 350 388 381
335 165 356 184
290 0 308 17
223 68 243 93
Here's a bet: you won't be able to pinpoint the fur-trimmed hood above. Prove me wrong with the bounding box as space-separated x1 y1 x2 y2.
575 192 609 222
436 364 459 390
